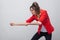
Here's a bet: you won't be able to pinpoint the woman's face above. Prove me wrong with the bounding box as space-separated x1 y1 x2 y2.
30 8 36 15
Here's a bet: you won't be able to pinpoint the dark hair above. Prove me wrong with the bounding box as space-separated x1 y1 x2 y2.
30 2 40 15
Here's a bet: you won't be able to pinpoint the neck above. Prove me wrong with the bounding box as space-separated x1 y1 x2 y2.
36 14 40 18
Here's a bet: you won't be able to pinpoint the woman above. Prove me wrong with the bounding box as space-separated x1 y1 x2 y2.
10 2 54 40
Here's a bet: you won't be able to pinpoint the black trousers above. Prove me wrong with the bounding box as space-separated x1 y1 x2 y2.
31 32 52 40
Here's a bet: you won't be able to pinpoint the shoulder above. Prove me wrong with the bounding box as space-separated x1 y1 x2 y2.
40 9 47 13
40 9 48 15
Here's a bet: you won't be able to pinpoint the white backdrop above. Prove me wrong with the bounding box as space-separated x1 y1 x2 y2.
0 0 60 40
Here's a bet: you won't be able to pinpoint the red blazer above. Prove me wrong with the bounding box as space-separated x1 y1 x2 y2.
26 9 54 34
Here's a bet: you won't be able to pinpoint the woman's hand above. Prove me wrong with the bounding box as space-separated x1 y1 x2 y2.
37 21 42 25
10 22 15 26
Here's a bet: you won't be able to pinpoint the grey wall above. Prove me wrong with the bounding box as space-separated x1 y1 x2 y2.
0 0 60 40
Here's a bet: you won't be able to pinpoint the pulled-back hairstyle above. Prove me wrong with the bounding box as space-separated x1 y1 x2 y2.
30 2 40 15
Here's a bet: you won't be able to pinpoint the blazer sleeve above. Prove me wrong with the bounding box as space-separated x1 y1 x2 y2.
40 10 48 22
26 15 35 23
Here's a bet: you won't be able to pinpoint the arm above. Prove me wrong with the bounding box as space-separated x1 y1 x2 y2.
10 21 42 26
10 22 29 26
10 15 42 26
10 15 35 26
26 15 35 23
